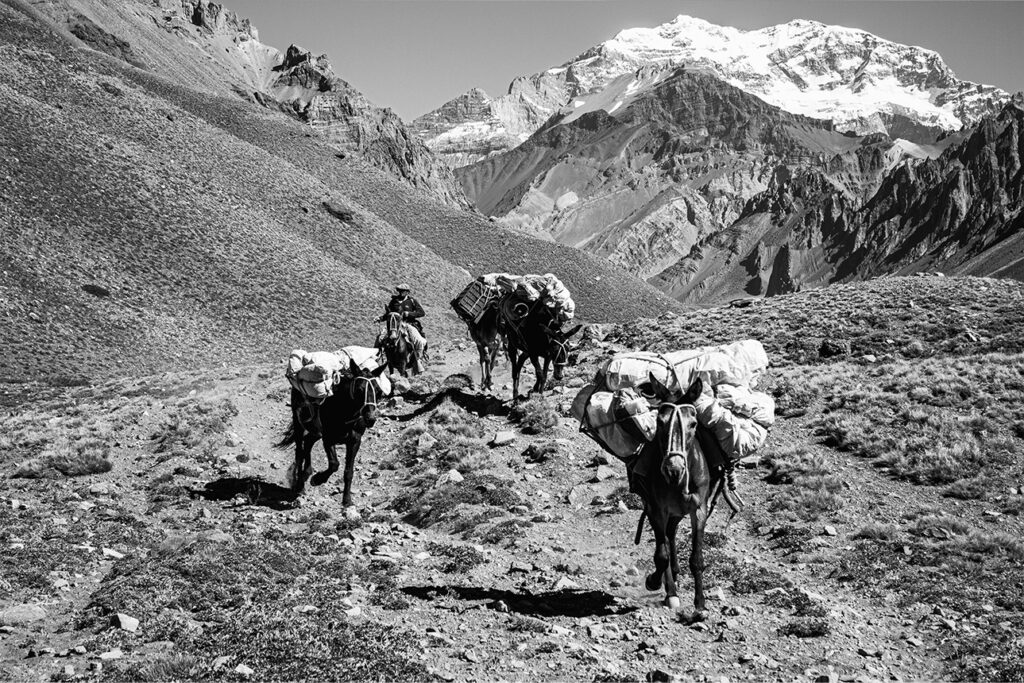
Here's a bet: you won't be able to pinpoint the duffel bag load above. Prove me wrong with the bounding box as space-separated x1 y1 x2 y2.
571 386 658 460
574 340 774 462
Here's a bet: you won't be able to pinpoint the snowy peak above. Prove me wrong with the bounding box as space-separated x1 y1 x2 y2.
416 14 1008 166
560 14 1007 135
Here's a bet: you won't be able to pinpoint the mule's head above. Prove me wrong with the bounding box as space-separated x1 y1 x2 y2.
384 312 403 343
348 359 390 427
545 323 582 380
648 373 703 492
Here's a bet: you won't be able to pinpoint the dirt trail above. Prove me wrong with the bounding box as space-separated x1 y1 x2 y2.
0 343 961 681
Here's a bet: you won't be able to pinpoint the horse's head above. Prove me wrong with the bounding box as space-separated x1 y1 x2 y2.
544 323 582 380
647 373 704 492
347 358 390 427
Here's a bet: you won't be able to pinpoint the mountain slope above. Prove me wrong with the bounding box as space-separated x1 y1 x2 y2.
415 14 1008 166
27 0 464 203
0 0 679 383
457 67 903 284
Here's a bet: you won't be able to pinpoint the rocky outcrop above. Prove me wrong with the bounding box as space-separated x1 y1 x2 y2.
651 100 1024 302
175 0 258 39
265 45 465 204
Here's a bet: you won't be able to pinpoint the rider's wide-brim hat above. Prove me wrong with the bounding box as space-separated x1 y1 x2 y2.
396 283 411 291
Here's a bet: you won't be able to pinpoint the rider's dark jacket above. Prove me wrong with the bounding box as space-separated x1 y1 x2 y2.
384 295 425 333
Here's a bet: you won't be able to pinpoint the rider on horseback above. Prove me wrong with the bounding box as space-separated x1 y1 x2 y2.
382 284 425 336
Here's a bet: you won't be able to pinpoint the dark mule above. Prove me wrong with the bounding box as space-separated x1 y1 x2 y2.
503 303 581 401
462 305 506 392
629 375 718 615
279 359 389 507
378 311 425 377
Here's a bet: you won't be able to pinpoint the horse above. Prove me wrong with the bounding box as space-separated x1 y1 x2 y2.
278 359 390 507
502 301 581 401
378 311 427 377
460 304 506 392
628 373 722 616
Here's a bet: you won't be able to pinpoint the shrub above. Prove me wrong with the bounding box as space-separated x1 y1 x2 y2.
426 542 487 573
13 437 112 478
510 397 559 434
778 617 830 638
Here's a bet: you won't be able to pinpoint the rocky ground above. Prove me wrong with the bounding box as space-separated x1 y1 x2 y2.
1 276 1023 682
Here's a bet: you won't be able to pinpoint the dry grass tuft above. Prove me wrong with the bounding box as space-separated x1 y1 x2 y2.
510 397 559 434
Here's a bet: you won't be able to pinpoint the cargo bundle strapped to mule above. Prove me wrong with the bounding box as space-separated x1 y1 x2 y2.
286 346 388 403
452 272 576 326
571 340 775 516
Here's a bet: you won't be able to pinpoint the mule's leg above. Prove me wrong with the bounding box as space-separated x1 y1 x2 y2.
664 516 682 609
311 441 339 487
645 507 677 607
477 343 491 390
509 347 526 402
341 435 363 507
689 505 708 614
292 434 316 493
529 355 546 394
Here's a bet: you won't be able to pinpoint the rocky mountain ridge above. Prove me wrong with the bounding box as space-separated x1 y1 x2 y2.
28 0 464 203
415 14 1008 167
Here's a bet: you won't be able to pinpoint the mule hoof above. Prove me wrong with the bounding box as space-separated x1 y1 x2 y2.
679 608 708 624
310 472 332 486
645 573 661 591
664 596 681 609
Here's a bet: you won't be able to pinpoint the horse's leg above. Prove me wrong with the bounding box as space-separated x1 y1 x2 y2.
690 504 708 615
341 434 363 507
311 440 339 487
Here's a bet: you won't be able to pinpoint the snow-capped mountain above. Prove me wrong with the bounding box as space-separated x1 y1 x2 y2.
413 14 1008 166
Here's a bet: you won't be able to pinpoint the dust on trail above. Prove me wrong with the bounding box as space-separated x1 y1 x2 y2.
0 341 950 681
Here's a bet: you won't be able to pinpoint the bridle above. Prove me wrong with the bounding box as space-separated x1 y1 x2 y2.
661 403 697 461
347 374 380 423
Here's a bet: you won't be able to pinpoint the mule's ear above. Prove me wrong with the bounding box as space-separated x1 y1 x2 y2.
349 358 362 376
647 371 672 400
680 377 703 405
371 361 388 377
561 324 583 340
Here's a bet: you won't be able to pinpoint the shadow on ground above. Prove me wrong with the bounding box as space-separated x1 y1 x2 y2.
193 477 299 510
402 585 637 618
390 386 509 421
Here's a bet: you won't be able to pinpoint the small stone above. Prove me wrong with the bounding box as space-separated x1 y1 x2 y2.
293 605 318 614
63 665 75 677
592 465 618 482
72 646 87 655
857 647 881 658
862 354 877 363
553 576 579 590
464 650 481 662
739 652 757 664
113 613 139 632
441 468 464 484
647 670 673 682
226 432 242 447
89 483 110 496
823 525 838 537
490 431 516 447
345 606 361 617
566 485 587 506
212 655 231 670
509 561 533 573
234 663 254 677
102 547 125 559
98 648 123 661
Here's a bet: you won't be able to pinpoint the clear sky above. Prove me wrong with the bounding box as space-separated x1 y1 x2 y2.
228 0 1023 122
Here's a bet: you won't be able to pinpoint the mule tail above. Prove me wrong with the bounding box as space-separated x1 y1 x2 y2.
277 420 298 449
